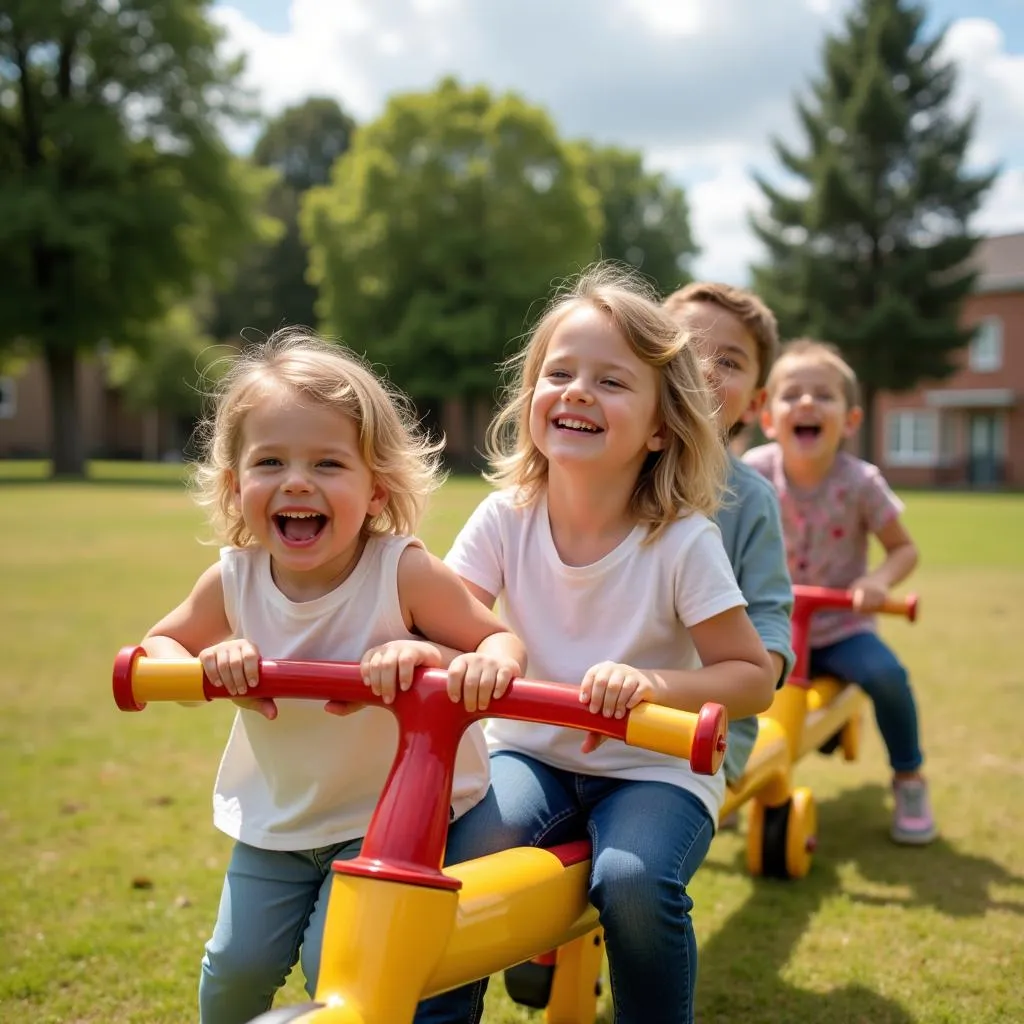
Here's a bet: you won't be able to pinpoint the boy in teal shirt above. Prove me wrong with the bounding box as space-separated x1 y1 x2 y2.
664 283 794 790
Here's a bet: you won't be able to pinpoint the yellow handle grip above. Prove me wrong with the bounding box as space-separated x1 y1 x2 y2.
624 703 697 758
113 647 209 711
624 702 728 775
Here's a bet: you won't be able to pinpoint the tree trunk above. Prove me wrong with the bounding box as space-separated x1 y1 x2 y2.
143 408 160 462
45 346 84 477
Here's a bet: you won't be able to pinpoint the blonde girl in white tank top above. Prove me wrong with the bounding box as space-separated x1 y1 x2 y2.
139 331 525 1024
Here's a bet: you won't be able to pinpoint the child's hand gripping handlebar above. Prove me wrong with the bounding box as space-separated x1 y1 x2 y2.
113 646 728 882
790 585 918 684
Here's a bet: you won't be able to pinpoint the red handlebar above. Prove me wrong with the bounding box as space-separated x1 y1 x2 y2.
112 647 723 771
113 647 727 890
790 585 918 684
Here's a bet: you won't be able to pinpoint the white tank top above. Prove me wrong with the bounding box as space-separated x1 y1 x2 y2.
211 536 490 851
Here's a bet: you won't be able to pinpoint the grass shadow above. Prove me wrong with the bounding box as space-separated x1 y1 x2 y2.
694 784 1024 1024
815 783 1024 918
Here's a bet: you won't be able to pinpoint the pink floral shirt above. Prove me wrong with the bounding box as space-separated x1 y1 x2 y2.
743 443 904 648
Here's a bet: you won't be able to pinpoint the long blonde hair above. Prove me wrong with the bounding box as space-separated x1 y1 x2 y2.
191 330 445 547
486 264 727 541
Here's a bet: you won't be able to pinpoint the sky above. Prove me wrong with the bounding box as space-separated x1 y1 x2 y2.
209 0 1024 284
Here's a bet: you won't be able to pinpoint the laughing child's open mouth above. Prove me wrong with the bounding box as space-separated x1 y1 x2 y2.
274 511 327 544
793 425 822 440
554 416 603 434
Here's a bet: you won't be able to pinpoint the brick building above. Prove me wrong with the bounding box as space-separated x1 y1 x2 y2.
873 231 1024 488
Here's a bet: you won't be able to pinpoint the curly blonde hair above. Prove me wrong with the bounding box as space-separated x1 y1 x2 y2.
486 263 727 541
191 330 445 547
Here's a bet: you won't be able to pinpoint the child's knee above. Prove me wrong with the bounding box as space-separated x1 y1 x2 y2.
865 654 909 694
202 935 291 998
299 939 322 995
590 850 692 936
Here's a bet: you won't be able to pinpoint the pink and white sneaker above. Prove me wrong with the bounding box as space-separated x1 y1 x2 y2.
891 778 937 845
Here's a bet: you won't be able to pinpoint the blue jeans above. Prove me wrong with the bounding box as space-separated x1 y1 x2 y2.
414 751 715 1024
810 630 923 773
198 837 362 1024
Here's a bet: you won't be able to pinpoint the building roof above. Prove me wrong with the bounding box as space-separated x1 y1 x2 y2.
972 232 1024 294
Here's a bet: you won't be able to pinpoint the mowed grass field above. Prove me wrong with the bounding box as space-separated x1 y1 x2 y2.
1 462 1022 1023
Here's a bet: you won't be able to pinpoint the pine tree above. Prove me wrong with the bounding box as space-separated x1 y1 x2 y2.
751 0 995 459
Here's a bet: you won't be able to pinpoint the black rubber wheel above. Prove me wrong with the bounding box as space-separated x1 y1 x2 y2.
504 960 555 1009
818 730 842 755
248 1004 325 1023
761 800 792 879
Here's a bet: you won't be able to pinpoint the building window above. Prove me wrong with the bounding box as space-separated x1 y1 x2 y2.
969 318 1003 373
0 376 15 419
886 410 938 467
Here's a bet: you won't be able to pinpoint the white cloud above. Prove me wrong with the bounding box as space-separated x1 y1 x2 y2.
937 19 1024 240
212 1 1024 285
688 164 769 284
975 168 1024 232
620 0 706 38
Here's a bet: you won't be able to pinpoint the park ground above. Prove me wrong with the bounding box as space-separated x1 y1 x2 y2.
1 462 1022 1023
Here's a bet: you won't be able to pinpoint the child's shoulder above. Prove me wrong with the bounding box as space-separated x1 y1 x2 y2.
655 509 721 553
472 485 537 522
728 453 779 507
219 544 256 569
833 452 892 491
741 441 781 475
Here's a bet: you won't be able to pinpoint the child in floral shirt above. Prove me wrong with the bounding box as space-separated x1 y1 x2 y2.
745 339 936 844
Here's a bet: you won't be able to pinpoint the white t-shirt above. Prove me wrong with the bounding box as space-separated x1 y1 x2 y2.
445 489 746 822
212 536 490 851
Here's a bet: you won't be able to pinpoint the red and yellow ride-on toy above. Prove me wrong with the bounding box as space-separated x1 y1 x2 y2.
501 584 918 1018
112 647 728 1024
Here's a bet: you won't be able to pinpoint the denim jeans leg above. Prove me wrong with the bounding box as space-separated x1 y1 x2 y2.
810 632 923 772
199 842 323 1024
299 837 364 997
583 779 714 1024
413 752 584 1024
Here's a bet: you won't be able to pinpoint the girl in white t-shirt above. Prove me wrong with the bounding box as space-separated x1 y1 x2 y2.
140 332 525 1024
415 265 774 1024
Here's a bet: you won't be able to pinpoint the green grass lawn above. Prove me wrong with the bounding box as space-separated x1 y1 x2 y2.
1 464 1022 1023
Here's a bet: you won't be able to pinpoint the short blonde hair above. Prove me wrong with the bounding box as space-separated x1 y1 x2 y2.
191 330 444 547
662 281 780 388
486 263 727 541
768 338 860 408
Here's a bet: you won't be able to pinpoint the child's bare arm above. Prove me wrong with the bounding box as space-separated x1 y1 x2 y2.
373 546 525 711
852 518 918 611
143 563 232 656
580 606 775 722
141 565 275 719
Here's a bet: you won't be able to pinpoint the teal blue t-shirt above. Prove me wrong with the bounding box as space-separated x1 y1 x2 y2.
714 455 795 783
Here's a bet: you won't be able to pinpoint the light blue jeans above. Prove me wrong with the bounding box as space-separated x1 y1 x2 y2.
414 751 716 1024
810 630 923 773
198 837 362 1024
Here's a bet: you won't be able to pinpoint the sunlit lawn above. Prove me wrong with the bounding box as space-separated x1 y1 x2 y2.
1 462 1022 1023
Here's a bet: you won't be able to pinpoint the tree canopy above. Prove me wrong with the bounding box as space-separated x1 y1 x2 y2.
303 77 602 400
0 0 268 475
578 142 697 294
207 97 357 340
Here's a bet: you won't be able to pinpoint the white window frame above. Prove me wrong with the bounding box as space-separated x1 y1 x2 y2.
886 409 939 467
969 317 1003 373
0 376 15 419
